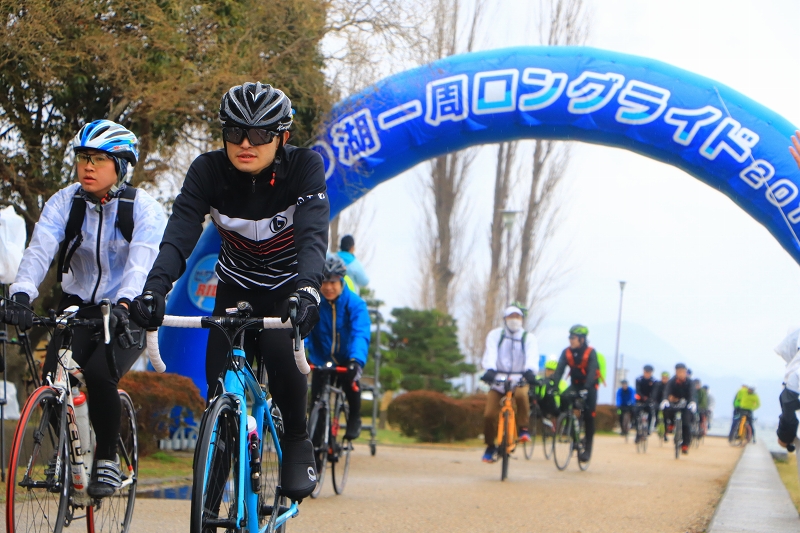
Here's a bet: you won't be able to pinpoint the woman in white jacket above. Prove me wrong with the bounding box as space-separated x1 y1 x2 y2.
2 120 166 497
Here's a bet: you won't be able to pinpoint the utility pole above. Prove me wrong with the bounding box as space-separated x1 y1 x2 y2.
612 281 626 404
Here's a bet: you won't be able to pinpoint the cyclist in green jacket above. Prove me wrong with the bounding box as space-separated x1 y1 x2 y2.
534 359 564 418
737 387 760 442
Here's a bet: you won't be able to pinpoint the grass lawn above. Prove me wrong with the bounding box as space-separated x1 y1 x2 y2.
774 453 800 513
353 417 487 448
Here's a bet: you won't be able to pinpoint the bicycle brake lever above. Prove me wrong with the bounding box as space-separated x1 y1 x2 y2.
288 295 301 351
100 299 111 345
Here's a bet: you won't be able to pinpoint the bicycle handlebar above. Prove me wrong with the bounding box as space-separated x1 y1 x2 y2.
308 363 348 373
146 315 309 375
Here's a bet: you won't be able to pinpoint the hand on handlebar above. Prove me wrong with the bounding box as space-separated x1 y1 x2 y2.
282 290 319 339
480 369 497 384
130 291 165 329
4 293 33 331
660 400 670 410
112 303 136 349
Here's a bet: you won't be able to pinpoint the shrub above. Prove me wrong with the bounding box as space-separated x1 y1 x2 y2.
595 404 616 432
119 371 205 456
387 390 484 442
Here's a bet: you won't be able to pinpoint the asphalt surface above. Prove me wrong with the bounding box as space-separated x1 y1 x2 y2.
125 433 740 533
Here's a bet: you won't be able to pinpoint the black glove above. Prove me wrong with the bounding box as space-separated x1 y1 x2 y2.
4 293 33 331
130 291 166 329
346 360 363 383
282 289 319 339
480 369 497 384
112 303 135 349
523 369 537 385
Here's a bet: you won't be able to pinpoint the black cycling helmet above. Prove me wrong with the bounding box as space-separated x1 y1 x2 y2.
219 82 293 131
643 364 654 372
323 255 347 281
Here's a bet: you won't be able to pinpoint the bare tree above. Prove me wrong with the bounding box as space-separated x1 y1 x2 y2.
514 0 588 328
416 0 485 313
322 0 429 258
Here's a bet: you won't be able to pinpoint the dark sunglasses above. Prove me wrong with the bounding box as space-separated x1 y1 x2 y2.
222 127 279 146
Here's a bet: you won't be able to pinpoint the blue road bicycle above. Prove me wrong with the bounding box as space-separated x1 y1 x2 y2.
146 299 310 533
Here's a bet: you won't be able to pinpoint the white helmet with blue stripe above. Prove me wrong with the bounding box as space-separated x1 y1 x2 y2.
72 120 139 168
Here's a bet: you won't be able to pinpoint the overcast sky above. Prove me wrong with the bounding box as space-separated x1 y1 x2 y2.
346 0 800 412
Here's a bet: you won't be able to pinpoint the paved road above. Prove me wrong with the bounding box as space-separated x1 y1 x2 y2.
708 440 800 532
128 434 740 533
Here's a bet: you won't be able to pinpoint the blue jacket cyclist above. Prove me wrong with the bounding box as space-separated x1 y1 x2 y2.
306 255 371 440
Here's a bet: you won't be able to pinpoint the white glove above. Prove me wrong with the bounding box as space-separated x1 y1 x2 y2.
688 401 697 414
660 400 670 410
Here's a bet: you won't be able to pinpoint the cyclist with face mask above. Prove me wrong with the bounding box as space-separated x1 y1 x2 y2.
479 303 539 462
130 82 328 501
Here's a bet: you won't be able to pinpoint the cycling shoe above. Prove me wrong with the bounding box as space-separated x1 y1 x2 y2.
88 457 122 498
281 438 317 501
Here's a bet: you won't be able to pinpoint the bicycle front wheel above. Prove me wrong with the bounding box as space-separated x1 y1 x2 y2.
191 394 240 533
577 419 590 471
542 417 555 460
524 406 539 460
500 411 510 481
331 397 352 495
87 390 138 533
307 402 329 498
674 417 682 459
259 403 286 533
553 413 573 471
6 386 70 533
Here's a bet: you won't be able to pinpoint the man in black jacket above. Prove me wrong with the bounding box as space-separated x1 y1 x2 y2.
660 363 697 454
634 365 657 440
553 324 599 462
131 82 328 501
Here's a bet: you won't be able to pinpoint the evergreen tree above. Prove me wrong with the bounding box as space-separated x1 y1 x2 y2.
388 308 474 393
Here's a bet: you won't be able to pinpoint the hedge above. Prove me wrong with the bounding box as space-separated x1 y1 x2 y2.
119 371 205 456
387 390 484 442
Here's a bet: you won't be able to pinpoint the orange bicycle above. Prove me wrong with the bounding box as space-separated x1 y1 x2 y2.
492 374 526 481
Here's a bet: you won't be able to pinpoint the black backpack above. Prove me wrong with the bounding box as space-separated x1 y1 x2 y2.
498 329 527 355
56 187 137 282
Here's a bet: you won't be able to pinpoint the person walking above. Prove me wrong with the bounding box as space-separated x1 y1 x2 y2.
337 235 369 293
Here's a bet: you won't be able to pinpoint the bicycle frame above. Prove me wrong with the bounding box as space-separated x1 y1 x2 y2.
221 347 298 532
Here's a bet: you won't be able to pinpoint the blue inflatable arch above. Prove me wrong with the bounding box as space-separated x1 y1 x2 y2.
164 46 800 394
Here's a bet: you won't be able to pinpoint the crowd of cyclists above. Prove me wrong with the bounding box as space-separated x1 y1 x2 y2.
0 82 795 527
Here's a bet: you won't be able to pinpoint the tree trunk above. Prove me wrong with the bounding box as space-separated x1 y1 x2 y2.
329 215 340 253
485 142 515 327
515 140 546 305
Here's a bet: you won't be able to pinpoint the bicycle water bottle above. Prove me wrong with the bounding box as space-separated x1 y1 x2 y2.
74 388 94 467
66 390 88 489
247 415 262 492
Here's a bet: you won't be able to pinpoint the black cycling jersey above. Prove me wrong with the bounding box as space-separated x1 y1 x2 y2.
143 145 329 296
664 376 697 402
635 375 657 402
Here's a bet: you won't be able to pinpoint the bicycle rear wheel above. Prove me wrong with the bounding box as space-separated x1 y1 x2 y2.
542 417 555 460
331 397 352 495
500 411 510 481
6 386 70 533
259 402 286 533
190 394 240 533
553 413 573 471
307 402 329 498
87 391 138 533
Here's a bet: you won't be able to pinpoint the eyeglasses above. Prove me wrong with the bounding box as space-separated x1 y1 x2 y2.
568 334 579 340
75 152 113 166
222 127 279 146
